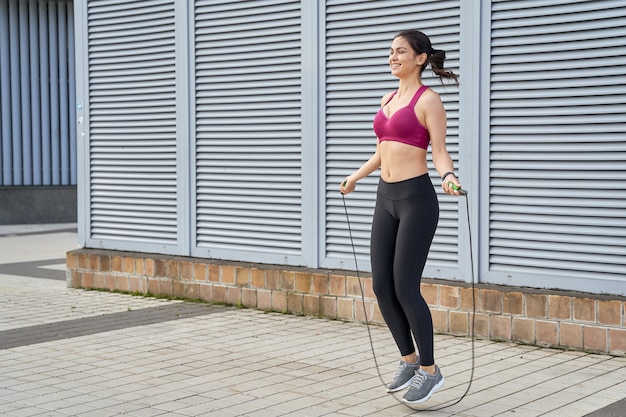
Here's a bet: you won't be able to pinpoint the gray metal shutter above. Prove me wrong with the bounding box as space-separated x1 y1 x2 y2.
488 0 626 294
0 0 75 186
323 0 461 275
193 0 303 264
85 0 178 248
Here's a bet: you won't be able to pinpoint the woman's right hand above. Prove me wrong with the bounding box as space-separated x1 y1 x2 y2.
340 177 356 195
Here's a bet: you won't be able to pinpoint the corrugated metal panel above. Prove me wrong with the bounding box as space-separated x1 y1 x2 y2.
193 0 303 262
324 0 461 271
489 0 626 286
0 0 75 186
86 0 178 244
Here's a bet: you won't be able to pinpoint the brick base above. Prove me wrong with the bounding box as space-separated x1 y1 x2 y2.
66 249 626 356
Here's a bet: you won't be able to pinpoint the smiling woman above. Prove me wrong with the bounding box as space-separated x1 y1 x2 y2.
392 30 458 84
339 29 460 408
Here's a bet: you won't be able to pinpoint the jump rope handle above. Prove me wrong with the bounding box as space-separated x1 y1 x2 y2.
448 181 468 195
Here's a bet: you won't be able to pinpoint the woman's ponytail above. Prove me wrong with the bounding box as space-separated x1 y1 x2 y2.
428 48 458 85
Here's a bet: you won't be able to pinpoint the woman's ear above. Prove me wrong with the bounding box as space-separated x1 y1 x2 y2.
417 52 427 66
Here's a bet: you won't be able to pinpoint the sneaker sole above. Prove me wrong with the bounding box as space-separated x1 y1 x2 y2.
401 375 445 406
386 377 414 393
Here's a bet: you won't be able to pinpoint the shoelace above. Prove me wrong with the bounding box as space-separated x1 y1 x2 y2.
394 362 407 378
409 371 427 389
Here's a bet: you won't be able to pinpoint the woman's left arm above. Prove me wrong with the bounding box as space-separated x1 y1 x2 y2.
423 91 463 196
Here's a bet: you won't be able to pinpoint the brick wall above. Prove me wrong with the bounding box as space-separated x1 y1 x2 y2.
66 249 626 356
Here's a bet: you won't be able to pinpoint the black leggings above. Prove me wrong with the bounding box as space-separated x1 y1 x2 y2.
370 174 439 366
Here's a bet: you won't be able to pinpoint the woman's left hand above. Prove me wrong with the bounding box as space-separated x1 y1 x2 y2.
442 177 464 196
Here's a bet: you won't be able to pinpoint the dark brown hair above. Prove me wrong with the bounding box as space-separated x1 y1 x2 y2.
394 30 459 85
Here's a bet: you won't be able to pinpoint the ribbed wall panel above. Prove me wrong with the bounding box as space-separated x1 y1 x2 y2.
194 0 303 262
489 0 626 285
86 0 178 244
0 0 75 186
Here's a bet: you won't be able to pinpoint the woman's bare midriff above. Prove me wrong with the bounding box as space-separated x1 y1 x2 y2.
379 141 429 182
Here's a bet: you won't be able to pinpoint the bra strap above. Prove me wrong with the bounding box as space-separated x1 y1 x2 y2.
409 85 429 107
382 91 397 106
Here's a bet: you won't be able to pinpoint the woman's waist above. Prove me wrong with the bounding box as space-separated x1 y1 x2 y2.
380 166 429 183
379 141 428 181
379 157 429 183
377 173 435 199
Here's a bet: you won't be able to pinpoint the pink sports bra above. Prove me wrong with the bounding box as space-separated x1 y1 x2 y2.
373 85 430 150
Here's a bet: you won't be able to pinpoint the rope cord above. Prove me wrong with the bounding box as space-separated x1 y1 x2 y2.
341 190 475 411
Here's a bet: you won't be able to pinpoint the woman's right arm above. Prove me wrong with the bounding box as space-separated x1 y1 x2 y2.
339 142 381 195
340 92 390 194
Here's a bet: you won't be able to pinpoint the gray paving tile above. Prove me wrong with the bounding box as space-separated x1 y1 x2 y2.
1 228 626 417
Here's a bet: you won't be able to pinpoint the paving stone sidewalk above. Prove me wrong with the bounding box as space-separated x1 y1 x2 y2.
0 225 625 417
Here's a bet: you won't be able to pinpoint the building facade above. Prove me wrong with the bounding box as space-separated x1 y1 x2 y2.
72 0 626 297
64 0 626 355
0 0 76 224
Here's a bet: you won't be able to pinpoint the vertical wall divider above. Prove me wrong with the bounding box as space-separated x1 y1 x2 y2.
301 0 319 268
478 1 492 285
74 0 89 248
459 0 484 283
175 0 191 256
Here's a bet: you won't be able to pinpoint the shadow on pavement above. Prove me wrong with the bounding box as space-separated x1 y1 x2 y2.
0 302 218 350
0 258 67 280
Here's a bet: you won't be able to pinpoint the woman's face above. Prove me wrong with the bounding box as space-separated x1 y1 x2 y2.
389 36 425 78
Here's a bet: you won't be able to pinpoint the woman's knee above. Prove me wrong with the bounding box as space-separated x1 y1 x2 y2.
373 278 393 300
394 281 424 307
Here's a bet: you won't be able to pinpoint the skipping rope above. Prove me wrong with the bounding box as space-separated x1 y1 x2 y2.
341 184 475 411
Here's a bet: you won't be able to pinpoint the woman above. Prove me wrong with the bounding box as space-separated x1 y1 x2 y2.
339 30 461 406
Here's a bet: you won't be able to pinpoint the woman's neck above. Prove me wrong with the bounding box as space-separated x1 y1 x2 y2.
395 77 423 98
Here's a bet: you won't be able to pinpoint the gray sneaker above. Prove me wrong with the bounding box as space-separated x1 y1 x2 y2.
401 365 445 406
386 360 419 393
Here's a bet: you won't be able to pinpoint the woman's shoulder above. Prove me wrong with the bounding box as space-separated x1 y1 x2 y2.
419 87 443 107
379 91 396 106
